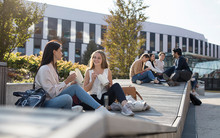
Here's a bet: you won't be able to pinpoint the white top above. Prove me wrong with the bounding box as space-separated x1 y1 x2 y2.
145 61 162 73
35 63 70 100
88 68 108 100
154 59 164 72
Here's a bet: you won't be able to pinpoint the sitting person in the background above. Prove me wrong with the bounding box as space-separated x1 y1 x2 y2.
145 53 163 74
155 52 165 73
191 72 199 96
130 53 159 84
163 48 192 86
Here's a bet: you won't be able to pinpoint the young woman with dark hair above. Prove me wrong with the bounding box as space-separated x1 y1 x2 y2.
34 40 112 114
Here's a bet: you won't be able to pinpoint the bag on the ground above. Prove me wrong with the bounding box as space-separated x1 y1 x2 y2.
126 95 150 112
13 88 46 108
122 86 143 100
190 93 202 105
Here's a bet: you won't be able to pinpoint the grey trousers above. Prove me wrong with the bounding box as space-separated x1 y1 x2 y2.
171 70 192 82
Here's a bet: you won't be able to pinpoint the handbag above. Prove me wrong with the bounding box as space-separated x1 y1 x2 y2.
126 95 150 112
190 93 202 105
13 88 47 108
122 86 143 100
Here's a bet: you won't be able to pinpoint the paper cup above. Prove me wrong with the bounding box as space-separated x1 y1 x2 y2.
97 74 109 86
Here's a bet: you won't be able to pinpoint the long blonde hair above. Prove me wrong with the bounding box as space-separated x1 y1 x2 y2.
89 50 109 69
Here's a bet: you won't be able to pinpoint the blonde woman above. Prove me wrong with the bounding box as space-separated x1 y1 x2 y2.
82 50 134 116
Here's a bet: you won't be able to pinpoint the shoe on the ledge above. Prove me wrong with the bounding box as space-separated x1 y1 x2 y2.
136 80 142 85
121 103 134 116
110 102 122 111
167 80 179 87
71 105 83 113
95 106 115 115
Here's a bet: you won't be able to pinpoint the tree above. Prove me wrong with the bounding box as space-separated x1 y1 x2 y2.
0 0 45 62
82 40 98 65
102 0 147 78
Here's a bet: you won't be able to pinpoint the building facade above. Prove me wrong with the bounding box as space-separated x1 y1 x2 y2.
15 4 220 63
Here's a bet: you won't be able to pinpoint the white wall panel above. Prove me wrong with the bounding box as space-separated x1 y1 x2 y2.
155 33 160 52
41 39 48 52
163 35 168 52
179 37 182 49
70 21 76 42
43 17 48 39
95 25 101 45
171 36 175 50
83 23 89 43
26 38 34 56
146 32 150 51
57 19 62 38
69 42 75 63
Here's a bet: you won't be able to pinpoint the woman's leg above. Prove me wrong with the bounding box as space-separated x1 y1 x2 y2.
43 94 73 109
60 84 100 109
138 71 155 83
80 95 102 110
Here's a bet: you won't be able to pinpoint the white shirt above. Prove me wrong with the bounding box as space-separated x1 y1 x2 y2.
35 63 70 100
154 59 164 72
88 68 108 100
145 61 162 73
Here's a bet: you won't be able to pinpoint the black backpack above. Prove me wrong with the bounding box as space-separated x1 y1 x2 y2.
190 93 202 106
13 88 47 108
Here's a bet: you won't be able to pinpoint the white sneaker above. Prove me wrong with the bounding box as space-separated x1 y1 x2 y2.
95 106 115 115
110 102 122 111
136 80 142 85
121 103 134 116
71 105 83 113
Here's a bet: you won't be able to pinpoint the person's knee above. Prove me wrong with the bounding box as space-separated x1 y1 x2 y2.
61 94 73 107
112 83 120 88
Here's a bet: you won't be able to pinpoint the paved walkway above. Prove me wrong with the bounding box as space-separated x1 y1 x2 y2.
182 91 220 138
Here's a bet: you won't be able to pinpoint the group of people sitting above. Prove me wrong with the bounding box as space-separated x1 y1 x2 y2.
130 48 192 86
34 40 194 116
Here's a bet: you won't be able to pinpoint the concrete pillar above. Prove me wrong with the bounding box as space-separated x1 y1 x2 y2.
70 21 76 42
179 37 182 49
171 36 175 50
163 34 168 52
203 41 205 56
69 42 75 63
193 39 195 53
215 45 217 58
95 24 101 45
57 19 62 38
155 33 160 52
81 44 87 57
146 32 150 51
43 17 48 39
186 38 189 52
198 40 200 55
26 38 34 56
211 44 213 57
41 39 48 52
83 23 89 44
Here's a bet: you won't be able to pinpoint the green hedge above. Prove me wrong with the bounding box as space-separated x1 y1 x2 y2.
5 52 88 83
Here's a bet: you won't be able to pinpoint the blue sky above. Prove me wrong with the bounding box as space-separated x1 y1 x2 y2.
29 0 220 45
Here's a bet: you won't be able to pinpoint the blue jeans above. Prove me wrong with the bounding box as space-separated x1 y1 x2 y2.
132 71 155 83
43 84 100 110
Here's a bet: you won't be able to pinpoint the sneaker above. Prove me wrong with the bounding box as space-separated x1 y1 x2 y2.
136 80 142 85
110 102 122 111
95 106 115 115
121 103 134 116
163 74 170 81
71 105 83 113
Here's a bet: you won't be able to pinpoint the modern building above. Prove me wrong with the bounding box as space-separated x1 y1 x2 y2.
15 3 220 64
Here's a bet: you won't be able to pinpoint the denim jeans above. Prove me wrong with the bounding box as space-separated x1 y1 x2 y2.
81 83 126 110
132 71 155 83
43 84 100 110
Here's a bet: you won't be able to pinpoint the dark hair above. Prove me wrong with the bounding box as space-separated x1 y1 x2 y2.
149 53 155 68
173 48 182 56
140 53 149 59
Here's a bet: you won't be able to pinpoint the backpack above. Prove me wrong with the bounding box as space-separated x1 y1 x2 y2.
13 88 47 108
190 93 202 106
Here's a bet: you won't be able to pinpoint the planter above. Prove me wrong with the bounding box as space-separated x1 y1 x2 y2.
0 62 7 105
205 78 220 90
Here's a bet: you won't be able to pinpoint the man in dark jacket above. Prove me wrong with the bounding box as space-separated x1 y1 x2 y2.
163 48 192 86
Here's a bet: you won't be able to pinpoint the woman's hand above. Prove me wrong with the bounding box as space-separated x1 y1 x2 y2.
91 73 98 82
144 68 150 71
65 73 77 84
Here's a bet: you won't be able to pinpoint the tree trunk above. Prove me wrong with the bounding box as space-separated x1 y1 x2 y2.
0 62 7 105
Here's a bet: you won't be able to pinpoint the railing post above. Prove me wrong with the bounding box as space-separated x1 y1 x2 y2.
0 62 7 105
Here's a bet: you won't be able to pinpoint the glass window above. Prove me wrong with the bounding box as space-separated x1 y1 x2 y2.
90 24 95 42
217 45 219 58
200 40 203 55
62 42 69 61
17 44 26 55
213 44 215 57
48 17 58 40
75 42 81 63
150 32 155 52
101 25 107 43
175 36 179 48
140 31 146 51
160 34 163 51
195 39 198 54
34 20 43 38
205 42 208 56
209 43 211 56
189 38 193 53
76 22 83 43
34 38 41 56
62 20 71 41
182 37 186 52
168 35 172 52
